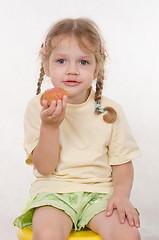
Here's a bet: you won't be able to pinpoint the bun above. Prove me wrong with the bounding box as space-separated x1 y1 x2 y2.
40 88 70 106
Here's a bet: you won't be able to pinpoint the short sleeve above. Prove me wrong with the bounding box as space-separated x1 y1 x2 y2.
23 96 42 165
108 105 141 165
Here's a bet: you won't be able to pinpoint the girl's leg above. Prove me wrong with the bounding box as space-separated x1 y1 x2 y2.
32 206 73 240
87 210 141 240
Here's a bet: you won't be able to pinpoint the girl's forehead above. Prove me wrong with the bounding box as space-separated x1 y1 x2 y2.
51 34 93 54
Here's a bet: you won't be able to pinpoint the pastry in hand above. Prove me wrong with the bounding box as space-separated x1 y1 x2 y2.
40 88 70 106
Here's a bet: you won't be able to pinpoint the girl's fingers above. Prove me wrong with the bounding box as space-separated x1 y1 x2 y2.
42 100 48 109
133 210 140 228
126 208 140 228
41 96 67 123
43 100 56 116
54 99 63 115
118 209 126 224
127 212 134 226
106 199 114 217
53 96 67 115
62 95 68 109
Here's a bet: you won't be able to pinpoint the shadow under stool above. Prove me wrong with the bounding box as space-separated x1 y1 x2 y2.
17 227 102 240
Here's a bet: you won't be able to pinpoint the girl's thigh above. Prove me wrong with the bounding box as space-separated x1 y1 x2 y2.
87 210 141 240
32 206 73 240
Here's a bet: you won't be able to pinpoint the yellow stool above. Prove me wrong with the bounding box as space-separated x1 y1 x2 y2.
17 227 102 240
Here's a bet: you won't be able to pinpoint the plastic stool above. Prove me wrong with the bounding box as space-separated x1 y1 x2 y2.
17 227 102 239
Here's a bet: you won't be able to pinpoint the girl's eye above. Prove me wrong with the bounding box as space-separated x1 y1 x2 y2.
80 60 88 65
57 59 65 64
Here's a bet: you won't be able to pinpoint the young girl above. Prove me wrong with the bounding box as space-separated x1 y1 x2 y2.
14 18 141 240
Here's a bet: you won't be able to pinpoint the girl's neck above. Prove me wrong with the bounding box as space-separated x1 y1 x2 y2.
67 87 92 105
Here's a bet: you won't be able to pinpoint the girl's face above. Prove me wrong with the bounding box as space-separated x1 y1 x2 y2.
44 35 98 104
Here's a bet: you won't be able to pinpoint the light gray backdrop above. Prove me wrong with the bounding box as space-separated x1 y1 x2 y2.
0 0 159 239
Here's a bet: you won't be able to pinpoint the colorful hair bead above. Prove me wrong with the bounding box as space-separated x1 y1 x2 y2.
40 42 46 55
95 104 105 113
101 46 107 57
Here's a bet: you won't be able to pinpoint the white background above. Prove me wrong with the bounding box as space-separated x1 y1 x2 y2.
0 0 159 239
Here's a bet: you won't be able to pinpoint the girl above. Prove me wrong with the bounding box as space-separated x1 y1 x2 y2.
14 18 141 240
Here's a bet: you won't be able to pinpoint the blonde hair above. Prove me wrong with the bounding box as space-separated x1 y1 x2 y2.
36 18 117 123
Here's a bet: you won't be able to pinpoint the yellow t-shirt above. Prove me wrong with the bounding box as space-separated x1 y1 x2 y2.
24 89 141 198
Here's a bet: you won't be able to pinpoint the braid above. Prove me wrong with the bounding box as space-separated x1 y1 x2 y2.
36 63 45 95
95 67 117 124
95 69 104 105
103 106 117 124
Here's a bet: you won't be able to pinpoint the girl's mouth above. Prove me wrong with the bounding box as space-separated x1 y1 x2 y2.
63 80 80 87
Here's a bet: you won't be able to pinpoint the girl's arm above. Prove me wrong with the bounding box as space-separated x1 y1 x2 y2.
32 96 67 175
106 161 140 228
112 161 134 198
32 124 59 175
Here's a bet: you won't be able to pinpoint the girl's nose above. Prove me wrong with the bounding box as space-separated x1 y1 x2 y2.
66 63 79 75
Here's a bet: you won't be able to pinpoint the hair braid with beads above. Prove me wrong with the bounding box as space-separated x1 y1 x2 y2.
95 69 117 124
36 18 117 123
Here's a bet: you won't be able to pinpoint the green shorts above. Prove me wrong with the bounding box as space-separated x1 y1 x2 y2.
14 192 111 231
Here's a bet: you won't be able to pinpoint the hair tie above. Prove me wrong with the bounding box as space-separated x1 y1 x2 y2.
101 46 107 57
40 41 46 55
95 104 105 113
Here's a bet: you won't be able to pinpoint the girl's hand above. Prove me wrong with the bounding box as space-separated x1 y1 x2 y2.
40 95 67 128
106 194 140 228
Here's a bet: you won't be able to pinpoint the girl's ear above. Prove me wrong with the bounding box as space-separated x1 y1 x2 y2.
42 60 50 77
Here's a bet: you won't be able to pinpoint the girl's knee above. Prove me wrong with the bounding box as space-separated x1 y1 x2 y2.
33 225 67 240
118 227 141 240
32 206 72 240
129 228 141 240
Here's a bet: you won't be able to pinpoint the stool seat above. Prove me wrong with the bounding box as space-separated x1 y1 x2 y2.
17 227 102 240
